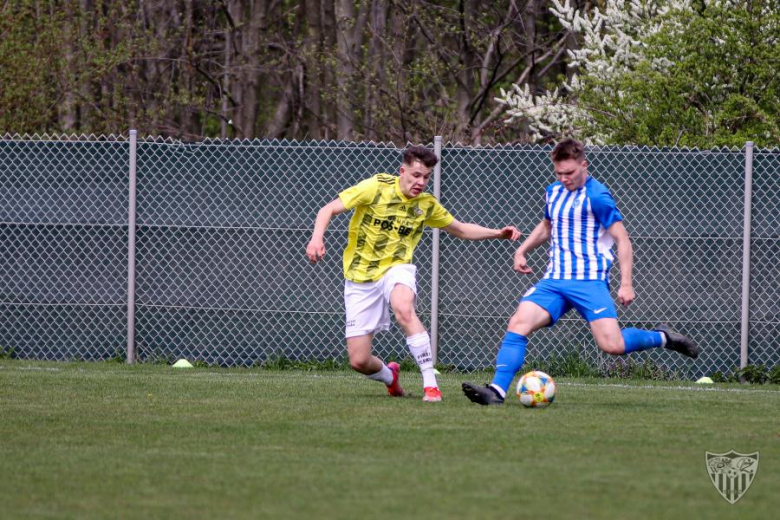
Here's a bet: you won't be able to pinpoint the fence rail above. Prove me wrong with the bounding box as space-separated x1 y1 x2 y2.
1 133 778 377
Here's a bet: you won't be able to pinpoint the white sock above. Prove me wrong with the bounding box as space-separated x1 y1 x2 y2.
366 363 394 386
406 332 437 388
490 383 507 399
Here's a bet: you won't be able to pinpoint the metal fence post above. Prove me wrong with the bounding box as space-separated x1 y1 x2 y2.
430 136 443 364
740 142 754 370
126 130 138 364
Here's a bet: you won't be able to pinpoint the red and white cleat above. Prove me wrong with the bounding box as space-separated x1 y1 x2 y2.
422 386 442 402
386 362 405 397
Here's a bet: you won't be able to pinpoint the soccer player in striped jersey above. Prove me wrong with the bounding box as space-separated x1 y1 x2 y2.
306 146 521 402
463 138 698 405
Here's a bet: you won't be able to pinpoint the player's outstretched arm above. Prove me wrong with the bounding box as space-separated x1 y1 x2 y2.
513 219 551 274
441 219 521 241
607 221 635 306
306 198 348 264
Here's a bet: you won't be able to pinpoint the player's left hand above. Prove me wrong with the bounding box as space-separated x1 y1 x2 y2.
617 285 635 306
498 226 522 241
306 237 326 264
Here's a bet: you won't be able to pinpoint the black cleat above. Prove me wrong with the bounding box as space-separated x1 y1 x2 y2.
462 382 505 405
657 325 698 359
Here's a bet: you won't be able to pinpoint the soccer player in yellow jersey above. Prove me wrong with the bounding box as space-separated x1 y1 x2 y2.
306 146 521 402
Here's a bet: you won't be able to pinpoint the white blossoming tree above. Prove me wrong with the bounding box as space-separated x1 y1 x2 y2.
497 0 780 147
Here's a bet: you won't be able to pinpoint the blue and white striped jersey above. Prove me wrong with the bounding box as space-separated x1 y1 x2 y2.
543 176 623 281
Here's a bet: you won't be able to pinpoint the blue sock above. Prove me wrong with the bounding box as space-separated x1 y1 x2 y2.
491 332 527 394
622 328 664 354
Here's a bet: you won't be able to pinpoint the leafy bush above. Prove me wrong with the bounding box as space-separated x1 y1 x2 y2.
258 354 456 374
599 356 677 381
260 354 351 371
523 351 678 381
770 366 780 386
521 350 600 379
145 349 174 365
709 364 780 385
735 364 769 385
110 347 126 363
709 371 729 383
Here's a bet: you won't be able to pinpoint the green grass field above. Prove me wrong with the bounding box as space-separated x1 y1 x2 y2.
1 360 778 520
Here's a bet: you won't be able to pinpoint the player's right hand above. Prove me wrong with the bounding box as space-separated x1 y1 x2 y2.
513 251 532 274
498 226 522 241
306 238 326 264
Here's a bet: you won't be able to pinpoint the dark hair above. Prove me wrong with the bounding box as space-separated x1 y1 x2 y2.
551 138 585 162
402 146 438 168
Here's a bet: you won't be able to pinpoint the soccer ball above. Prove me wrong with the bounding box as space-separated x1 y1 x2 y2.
516 370 556 408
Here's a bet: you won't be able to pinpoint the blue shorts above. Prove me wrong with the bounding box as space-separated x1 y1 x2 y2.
520 278 617 326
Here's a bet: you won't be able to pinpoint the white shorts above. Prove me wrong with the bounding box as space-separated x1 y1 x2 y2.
344 264 418 338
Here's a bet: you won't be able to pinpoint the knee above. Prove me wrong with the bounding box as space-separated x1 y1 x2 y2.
392 303 416 328
507 313 536 337
349 352 372 373
597 336 625 356
507 313 524 331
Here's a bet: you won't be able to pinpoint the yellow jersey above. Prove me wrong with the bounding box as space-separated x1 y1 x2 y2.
338 174 454 283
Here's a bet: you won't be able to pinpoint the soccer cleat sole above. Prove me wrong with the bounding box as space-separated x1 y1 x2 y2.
462 382 504 405
657 325 699 359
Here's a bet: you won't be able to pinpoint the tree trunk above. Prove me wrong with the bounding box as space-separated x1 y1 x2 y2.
524 0 539 94
179 0 196 137
222 23 231 139
265 79 295 137
454 0 478 142
389 3 416 142
363 0 387 141
226 0 269 138
320 0 337 140
266 2 305 138
137 0 176 135
334 0 356 140
334 0 369 140
302 0 322 139
58 3 78 132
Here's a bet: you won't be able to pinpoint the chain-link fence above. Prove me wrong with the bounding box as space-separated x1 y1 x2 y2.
1 134 777 377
